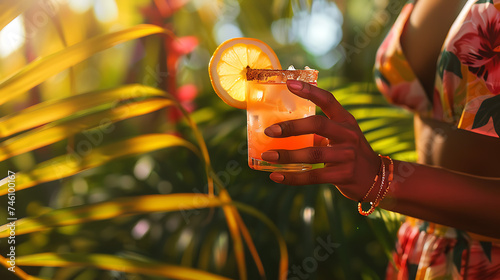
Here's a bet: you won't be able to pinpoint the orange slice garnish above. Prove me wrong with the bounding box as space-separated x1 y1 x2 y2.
208 38 281 109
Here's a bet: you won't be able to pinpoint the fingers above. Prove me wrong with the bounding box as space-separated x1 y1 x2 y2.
314 134 328 146
261 146 355 164
264 115 359 144
269 164 355 186
287 80 354 123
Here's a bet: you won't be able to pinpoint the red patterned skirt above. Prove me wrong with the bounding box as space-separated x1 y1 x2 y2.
386 218 500 279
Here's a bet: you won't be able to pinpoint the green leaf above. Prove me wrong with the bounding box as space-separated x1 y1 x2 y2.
349 107 411 119
438 50 463 79
16 253 232 280
480 241 492 262
452 232 469 273
358 117 412 134
0 134 200 195
0 24 166 106
472 95 500 136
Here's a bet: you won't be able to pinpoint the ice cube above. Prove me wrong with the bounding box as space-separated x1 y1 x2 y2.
249 84 265 102
280 89 296 113
253 90 264 102
249 114 259 127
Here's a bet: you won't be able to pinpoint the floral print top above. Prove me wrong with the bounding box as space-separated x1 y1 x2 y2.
375 1 500 278
374 0 500 139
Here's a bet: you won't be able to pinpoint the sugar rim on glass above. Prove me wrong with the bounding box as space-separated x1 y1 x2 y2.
246 67 318 83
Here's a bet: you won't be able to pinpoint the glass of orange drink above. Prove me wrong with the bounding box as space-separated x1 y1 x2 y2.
208 38 317 172
245 68 317 171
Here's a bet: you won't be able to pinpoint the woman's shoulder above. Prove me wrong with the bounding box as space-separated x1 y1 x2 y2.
373 1 430 113
374 0 500 138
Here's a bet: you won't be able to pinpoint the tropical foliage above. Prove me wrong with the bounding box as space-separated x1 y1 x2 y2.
0 0 413 279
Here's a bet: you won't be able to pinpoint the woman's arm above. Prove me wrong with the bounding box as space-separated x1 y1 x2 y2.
380 160 500 238
262 80 500 238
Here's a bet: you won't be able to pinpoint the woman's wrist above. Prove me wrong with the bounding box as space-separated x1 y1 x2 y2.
358 155 394 216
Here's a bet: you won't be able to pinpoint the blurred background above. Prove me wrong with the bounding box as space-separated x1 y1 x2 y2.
0 0 415 279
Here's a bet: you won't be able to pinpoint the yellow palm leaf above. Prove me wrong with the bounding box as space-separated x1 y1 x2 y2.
0 98 173 162
220 189 246 280
232 206 266 278
0 0 36 31
16 253 232 280
0 84 166 137
0 134 200 196
0 255 42 280
231 201 289 280
0 194 223 237
0 24 166 106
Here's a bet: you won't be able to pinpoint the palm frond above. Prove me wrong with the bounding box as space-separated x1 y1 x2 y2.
0 84 165 137
17 253 232 280
0 133 199 196
0 0 36 31
0 194 224 237
0 98 174 162
0 24 165 106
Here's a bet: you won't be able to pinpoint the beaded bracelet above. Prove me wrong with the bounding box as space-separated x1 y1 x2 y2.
358 162 381 203
358 156 386 216
357 154 393 216
377 155 394 203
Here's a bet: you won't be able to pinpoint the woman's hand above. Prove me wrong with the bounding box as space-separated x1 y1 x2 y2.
261 80 380 202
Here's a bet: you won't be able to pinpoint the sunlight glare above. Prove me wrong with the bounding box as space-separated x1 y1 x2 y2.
296 0 343 57
0 16 26 58
67 0 93 13
134 155 155 180
132 219 150 239
214 21 243 44
72 177 89 195
302 206 315 224
177 229 193 251
94 0 118 23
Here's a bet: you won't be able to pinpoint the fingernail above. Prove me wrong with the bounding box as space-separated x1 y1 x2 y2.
287 80 303 91
265 124 282 136
261 151 279 161
270 173 285 182
321 138 331 147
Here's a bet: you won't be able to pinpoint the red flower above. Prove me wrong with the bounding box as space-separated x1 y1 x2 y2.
141 0 188 24
165 35 199 122
452 3 500 94
168 84 198 121
141 0 199 122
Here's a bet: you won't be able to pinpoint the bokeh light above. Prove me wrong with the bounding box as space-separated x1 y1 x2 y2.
0 16 25 58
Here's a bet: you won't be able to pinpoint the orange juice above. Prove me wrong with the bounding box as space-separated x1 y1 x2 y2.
246 68 317 171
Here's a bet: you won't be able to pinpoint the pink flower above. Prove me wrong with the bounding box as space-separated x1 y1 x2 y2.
452 3 500 94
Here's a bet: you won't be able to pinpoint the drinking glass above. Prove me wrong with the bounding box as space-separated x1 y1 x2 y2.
246 68 318 172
